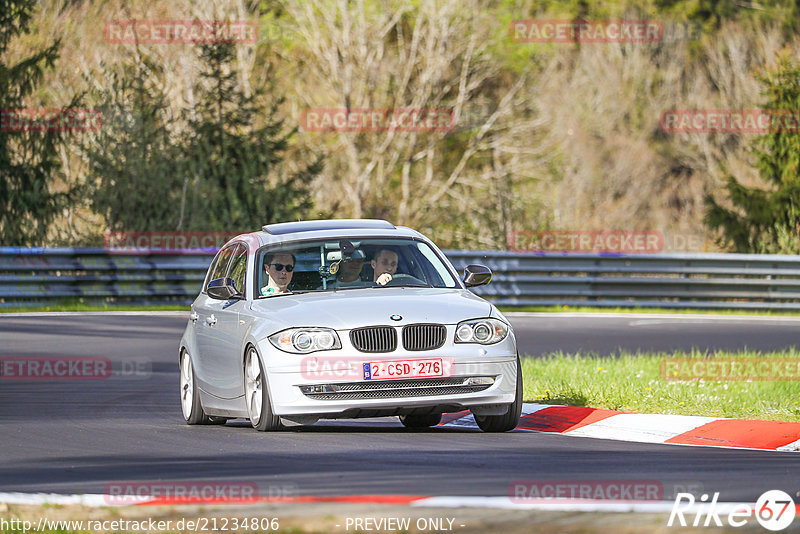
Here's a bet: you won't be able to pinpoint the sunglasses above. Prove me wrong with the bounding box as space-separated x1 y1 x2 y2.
267 263 294 272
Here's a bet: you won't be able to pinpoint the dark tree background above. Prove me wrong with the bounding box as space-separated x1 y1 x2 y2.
0 0 75 245
705 54 800 253
179 44 321 231
86 55 182 232
85 43 321 234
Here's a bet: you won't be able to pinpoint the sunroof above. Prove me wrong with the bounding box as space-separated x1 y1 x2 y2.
262 219 396 235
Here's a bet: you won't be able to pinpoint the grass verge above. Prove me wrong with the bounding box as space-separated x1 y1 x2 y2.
0 502 677 534
521 349 800 422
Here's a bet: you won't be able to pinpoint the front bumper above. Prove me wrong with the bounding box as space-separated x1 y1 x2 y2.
256 322 518 418
262 354 518 417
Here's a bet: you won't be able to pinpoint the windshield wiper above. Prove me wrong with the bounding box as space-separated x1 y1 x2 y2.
256 292 295 299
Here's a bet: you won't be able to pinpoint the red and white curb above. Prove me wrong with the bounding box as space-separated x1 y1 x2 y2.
439 403 800 452
3 492 800 517
0 493 423 507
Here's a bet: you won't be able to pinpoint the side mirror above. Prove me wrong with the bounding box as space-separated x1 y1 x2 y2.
207 277 241 300
463 264 492 288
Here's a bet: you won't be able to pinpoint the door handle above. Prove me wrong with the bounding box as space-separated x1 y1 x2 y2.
190 312 199 322
206 314 217 326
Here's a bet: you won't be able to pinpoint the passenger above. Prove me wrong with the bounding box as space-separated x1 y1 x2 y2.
333 249 366 287
261 252 295 295
371 247 398 286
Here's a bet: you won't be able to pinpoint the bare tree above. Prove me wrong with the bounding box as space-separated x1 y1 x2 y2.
284 0 544 246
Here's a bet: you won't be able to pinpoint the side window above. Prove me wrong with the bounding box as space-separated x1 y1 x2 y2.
204 251 222 291
228 244 248 295
205 246 234 291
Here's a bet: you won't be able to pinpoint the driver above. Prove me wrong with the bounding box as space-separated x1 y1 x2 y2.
261 252 295 295
371 248 398 286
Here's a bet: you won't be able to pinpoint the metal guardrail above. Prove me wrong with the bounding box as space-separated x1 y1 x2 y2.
448 250 800 310
3 247 800 310
0 248 212 307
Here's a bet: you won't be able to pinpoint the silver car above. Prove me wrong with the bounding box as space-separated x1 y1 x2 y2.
179 219 522 432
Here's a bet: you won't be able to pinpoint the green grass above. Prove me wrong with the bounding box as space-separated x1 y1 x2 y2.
521 349 800 422
501 305 800 316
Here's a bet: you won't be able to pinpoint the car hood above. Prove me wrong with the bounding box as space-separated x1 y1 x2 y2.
249 287 492 331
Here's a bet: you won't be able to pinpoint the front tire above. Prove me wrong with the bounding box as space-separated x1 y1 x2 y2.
399 413 442 428
180 351 208 424
475 355 523 432
245 347 281 431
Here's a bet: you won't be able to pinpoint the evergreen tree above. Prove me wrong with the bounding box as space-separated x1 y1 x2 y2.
181 44 321 231
85 56 183 231
0 0 74 245
705 54 800 253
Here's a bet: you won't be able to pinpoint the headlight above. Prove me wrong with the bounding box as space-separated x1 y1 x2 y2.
454 318 508 345
269 328 342 354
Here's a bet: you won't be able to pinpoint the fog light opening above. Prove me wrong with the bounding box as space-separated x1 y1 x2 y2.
466 376 495 386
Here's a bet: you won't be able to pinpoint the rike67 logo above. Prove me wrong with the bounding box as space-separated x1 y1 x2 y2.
668 490 796 531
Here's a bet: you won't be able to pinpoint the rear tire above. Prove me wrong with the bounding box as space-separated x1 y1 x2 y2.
475 355 523 432
180 351 208 424
399 413 442 428
244 347 282 431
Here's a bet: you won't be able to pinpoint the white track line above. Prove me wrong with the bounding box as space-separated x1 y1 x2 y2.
0 311 188 317
0 492 760 515
505 312 800 322
411 496 764 514
0 492 146 506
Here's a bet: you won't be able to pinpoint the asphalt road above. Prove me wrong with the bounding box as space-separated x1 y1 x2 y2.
0 312 798 501
510 313 800 356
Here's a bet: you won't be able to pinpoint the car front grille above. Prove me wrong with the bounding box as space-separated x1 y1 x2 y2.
299 376 494 400
402 324 446 351
349 324 447 353
350 326 397 353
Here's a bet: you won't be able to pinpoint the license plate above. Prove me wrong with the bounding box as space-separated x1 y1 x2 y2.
362 358 445 380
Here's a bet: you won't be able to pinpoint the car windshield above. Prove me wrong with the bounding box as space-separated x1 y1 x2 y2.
256 238 459 296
